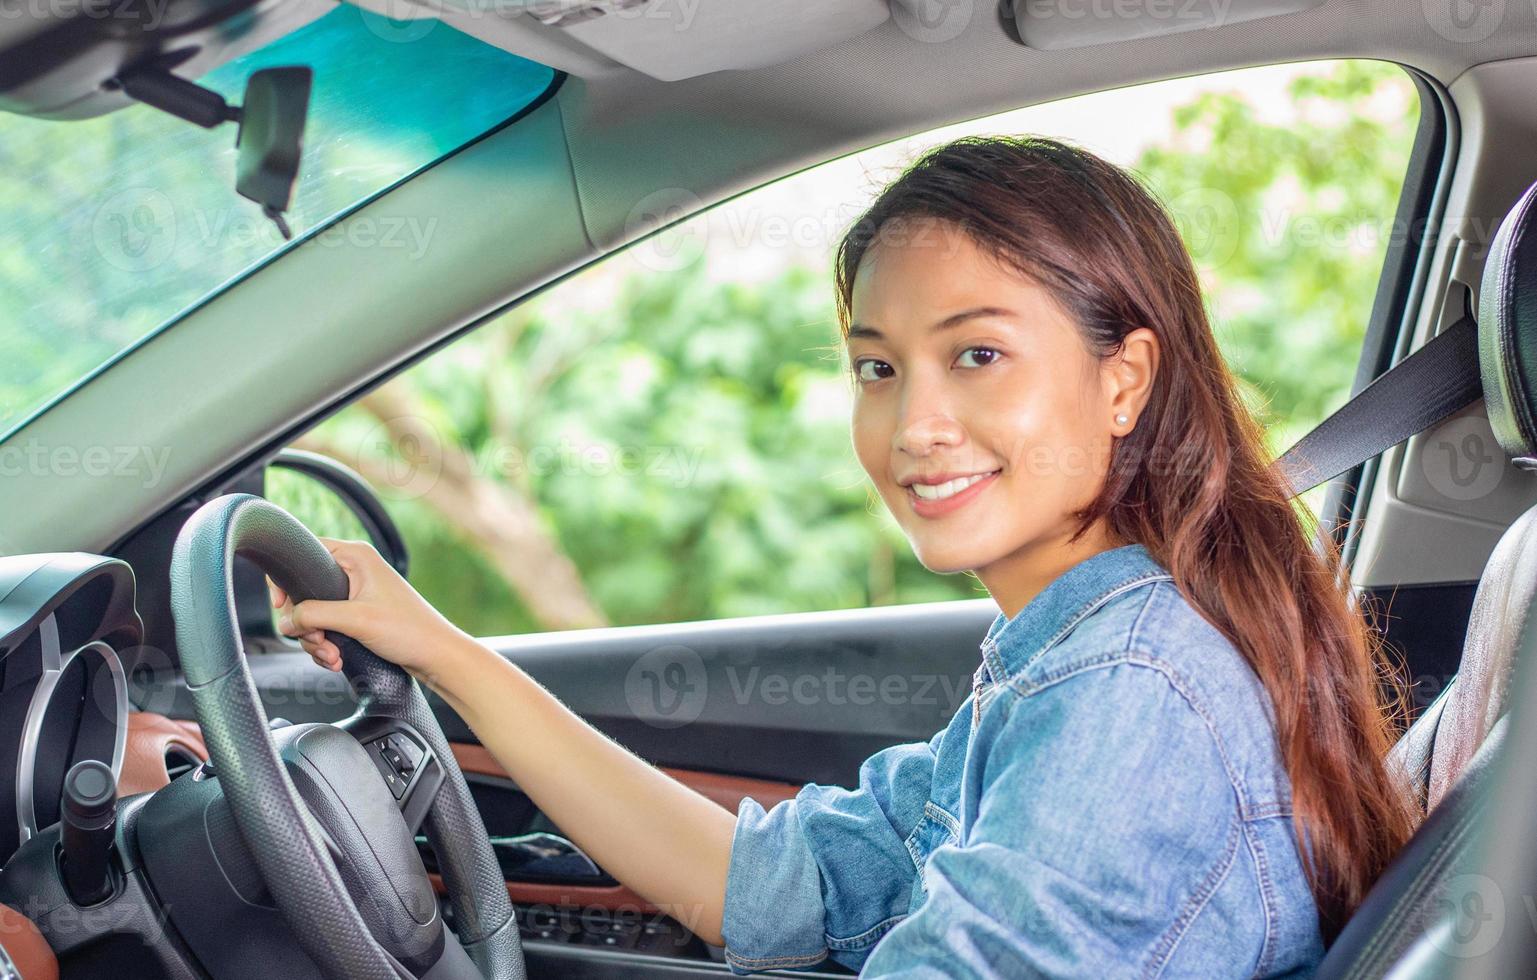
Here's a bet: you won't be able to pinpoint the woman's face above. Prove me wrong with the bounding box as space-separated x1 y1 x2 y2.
847 218 1155 591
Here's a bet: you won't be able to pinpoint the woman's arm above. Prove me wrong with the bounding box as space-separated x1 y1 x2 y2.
429 633 736 944
270 538 735 945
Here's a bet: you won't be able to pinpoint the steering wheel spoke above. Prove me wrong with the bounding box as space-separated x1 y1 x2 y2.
341 715 448 836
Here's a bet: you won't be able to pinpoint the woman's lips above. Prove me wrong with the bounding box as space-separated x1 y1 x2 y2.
906 471 1000 518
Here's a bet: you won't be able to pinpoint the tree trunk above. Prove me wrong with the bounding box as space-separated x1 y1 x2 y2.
295 382 607 631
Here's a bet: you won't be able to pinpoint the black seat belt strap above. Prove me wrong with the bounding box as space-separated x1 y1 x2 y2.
1276 315 1483 496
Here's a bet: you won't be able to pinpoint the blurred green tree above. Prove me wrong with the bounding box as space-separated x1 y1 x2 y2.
1143 60 1417 451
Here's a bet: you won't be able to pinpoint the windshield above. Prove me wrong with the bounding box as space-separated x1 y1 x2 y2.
0 8 557 439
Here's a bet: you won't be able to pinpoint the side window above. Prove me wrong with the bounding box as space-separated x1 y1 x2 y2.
287 60 1419 637
266 467 370 543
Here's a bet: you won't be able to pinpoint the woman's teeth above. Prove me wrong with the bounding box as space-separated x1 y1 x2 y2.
911 473 993 500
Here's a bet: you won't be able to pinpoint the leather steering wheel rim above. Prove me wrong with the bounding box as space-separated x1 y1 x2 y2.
169 493 526 979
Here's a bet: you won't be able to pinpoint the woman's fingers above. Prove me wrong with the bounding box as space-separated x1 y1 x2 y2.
270 580 342 672
318 537 369 569
279 598 362 638
296 631 336 655
268 565 349 673
312 650 342 672
296 635 342 671
318 536 373 557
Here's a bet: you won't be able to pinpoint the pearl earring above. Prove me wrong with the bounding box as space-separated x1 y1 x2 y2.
1115 413 1129 426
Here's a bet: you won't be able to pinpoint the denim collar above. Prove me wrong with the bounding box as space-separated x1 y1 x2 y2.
979 542 1173 682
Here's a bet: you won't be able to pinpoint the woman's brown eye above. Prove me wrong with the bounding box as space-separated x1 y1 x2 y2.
957 347 1000 368
855 358 894 382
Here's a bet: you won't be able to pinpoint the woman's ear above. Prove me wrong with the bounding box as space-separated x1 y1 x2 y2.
1105 327 1159 433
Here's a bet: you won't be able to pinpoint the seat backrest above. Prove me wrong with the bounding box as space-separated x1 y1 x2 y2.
1425 504 1537 808
1316 716 1506 978
1384 668 1450 813
1318 176 1537 974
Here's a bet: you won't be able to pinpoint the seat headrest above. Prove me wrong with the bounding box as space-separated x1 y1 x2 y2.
1480 179 1537 459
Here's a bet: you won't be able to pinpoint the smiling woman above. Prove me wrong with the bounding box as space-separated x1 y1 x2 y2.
0 7 556 438
825 135 1418 958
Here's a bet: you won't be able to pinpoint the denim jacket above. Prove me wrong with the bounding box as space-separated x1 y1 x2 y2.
720 543 1324 978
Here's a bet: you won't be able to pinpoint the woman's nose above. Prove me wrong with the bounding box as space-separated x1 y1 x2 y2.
894 381 965 456
895 414 965 457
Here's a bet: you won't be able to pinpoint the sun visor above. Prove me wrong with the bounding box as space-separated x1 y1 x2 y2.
1009 0 1323 51
420 0 891 81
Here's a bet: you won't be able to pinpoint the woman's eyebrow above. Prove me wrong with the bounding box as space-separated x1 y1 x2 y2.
933 306 1016 331
848 306 1016 341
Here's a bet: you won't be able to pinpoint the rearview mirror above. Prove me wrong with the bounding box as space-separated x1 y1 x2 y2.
235 67 312 240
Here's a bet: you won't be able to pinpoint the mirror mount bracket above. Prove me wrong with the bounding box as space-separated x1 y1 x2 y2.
117 67 242 129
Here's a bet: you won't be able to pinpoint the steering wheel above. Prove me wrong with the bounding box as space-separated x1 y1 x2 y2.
168 493 526 979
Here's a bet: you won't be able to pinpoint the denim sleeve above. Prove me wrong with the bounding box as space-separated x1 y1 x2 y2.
720 732 943 974
858 662 1242 978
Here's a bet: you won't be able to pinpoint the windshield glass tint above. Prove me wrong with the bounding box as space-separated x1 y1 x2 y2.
0 8 556 438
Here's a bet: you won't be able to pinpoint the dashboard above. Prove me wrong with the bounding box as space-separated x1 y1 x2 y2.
0 554 140 869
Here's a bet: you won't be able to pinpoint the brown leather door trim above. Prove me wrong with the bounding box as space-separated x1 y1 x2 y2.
1 903 58 980
449 742 799 814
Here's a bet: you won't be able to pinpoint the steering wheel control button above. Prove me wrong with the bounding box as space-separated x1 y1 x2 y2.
388 733 423 770
366 734 418 799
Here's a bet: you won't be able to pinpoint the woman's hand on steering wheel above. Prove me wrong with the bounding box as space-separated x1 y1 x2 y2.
268 537 464 681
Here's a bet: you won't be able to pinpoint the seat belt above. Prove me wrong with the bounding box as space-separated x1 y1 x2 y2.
1276 314 1483 496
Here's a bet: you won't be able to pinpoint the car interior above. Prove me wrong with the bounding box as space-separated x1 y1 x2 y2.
5 0 1537 977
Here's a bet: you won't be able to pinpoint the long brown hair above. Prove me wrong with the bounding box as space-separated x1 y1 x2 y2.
833 135 1417 944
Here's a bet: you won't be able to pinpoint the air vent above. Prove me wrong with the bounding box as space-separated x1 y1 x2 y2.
164 746 201 782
